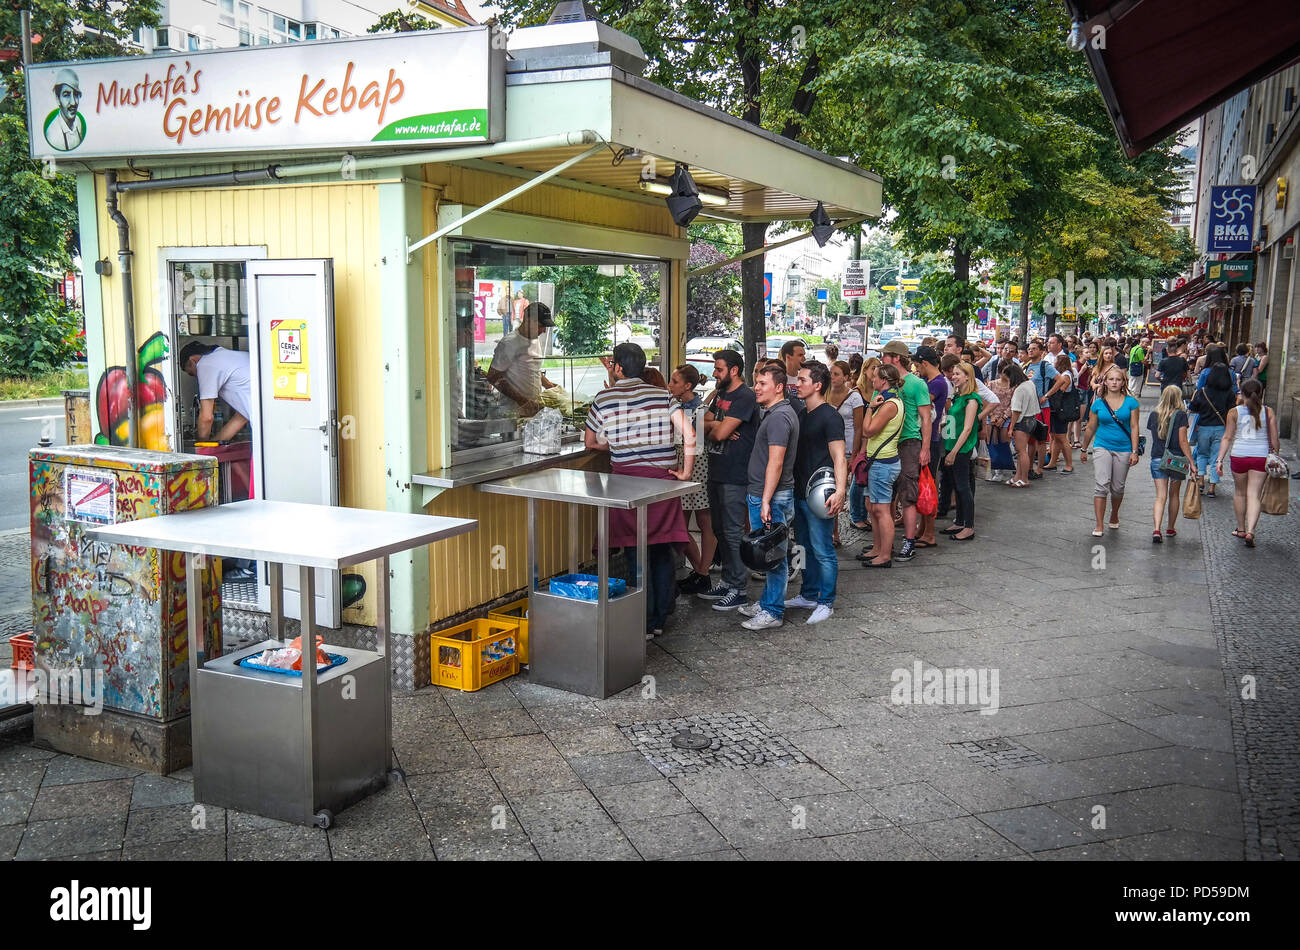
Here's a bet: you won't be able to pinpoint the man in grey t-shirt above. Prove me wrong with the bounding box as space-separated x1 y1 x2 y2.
739 363 800 631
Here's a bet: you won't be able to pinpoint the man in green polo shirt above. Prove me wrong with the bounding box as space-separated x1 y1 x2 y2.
880 339 933 561
1128 337 1149 397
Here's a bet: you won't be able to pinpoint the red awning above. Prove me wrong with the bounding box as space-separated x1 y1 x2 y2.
1065 0 1300 157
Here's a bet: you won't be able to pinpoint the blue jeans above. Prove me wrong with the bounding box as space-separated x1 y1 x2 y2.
848 480 868 525
1195 424 1224 484
794 498 837 606
746 490 793 619
623 543 677 632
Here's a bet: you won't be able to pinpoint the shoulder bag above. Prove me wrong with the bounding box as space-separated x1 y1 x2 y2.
1102 397 1146 457
1192 387 1227 427
853 398 901 486
1157 412 1193 477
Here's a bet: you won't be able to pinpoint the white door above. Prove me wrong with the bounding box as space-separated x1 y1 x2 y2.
245 259 341 627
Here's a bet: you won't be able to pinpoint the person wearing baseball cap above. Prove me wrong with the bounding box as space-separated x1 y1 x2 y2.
44 68 85 152
487 300 558 416
879 340 932 561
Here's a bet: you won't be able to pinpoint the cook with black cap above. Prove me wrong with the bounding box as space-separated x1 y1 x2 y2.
486 300 560 416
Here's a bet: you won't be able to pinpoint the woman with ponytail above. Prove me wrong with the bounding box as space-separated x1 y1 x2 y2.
1215 379 1279 547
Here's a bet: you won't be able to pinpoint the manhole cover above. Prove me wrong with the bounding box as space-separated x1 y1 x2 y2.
951 737 1051 771
621 712 807 776
671 729 712 750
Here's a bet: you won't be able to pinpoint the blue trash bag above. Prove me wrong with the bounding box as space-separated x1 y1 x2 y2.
548 573 628 601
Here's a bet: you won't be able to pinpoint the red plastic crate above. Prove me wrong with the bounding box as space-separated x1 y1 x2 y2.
8 633 34 671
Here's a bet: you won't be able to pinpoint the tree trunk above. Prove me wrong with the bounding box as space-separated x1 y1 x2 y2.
952 245 970 339
1019 257 1031 342
741 222 767 383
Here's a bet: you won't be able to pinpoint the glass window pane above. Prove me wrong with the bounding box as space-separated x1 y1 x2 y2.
304 23 316 39
258 30 269 45
239 2 250 17
273 15 286 32
220 0 233 12
288 21 300 38
156 28 169 47
449 241 663 456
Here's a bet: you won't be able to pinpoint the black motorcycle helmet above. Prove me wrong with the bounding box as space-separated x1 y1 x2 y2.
740 520 789 572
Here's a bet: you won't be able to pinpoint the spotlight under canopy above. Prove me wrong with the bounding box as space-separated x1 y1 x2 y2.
665 163 703 227
809 201 835 247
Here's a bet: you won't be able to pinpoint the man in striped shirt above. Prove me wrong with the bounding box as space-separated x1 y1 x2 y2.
585 343 694 637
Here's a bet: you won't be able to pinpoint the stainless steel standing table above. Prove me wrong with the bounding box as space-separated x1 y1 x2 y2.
477 470 698 699
89 500 476 828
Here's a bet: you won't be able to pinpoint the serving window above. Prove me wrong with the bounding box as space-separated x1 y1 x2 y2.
449 239 668 460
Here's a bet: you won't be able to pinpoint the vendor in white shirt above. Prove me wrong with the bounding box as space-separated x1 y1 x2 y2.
486 301 560 416
180 341 252 442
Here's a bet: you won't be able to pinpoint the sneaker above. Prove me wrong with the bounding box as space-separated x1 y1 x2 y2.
646 628 663 640
806 604 834 625
738 602 763 617
784 594 819 610
896 539 917 561
711 589 748 611
741 609 783 630
678 573 710 596
987 471 1004 483
750 571 766 582
697 583 730 602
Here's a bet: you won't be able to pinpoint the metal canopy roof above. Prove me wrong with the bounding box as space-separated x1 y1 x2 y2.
497 66 883 223
1066 0 1300 157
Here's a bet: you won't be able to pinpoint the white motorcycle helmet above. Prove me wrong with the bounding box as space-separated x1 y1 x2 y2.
805 466 837 519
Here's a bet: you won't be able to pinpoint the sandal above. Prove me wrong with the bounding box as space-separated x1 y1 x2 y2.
1090 528 1104 537
1108 521 1120 530
1231 529 1246 538
1244 533 1255 548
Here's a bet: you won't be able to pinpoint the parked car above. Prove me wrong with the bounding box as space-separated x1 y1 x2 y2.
685 336 742 356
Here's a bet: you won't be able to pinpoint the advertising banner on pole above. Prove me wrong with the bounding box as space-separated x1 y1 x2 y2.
842 260 868 299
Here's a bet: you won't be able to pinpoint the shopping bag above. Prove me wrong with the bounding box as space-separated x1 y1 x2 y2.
1182 476 1202 520
987 439 1014 471
1260 475 1290 516
917 468 938 517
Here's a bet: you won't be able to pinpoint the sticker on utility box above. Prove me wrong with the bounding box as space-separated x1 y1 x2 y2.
271 319 310 401
64 469 116 525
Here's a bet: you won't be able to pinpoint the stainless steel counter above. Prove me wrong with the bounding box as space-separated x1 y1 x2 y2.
477 468 700 508
413 442 594 489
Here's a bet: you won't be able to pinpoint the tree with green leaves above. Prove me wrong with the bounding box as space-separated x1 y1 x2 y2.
520 264 642 356
0 1 160 377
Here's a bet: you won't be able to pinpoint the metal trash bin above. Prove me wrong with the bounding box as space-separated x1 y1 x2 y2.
478 470 699 699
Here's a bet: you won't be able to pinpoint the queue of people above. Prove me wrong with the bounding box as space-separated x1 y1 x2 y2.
579 328 1287 641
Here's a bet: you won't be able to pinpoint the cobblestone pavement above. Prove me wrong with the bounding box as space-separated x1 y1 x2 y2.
0 411 1294 860
1198 448 1300 860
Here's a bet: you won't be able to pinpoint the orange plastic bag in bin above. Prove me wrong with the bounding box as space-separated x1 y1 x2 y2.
287 635 330 671
917 468 938 517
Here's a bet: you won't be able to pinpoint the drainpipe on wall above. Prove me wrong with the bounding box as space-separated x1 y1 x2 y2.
103 171 138 448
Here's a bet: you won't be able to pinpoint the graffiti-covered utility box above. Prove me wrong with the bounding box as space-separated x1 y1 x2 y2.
29 445 220 774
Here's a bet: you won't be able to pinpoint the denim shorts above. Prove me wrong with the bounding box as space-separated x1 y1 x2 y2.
867 457 901 503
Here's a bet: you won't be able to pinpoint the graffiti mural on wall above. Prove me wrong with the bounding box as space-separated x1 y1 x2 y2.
95 331 170 450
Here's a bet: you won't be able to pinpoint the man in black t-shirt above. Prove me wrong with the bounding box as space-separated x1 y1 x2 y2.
785 361 847 625
698 350 760 610
1158 338 1189 392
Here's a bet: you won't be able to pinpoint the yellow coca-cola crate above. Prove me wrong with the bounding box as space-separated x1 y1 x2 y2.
486 599 530 664
430 619 520 692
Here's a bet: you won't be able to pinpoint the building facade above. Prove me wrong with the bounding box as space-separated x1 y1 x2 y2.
131 0 475 54
1195 62 1300 436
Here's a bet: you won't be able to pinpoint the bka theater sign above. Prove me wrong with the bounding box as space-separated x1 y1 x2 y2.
27 27 505 160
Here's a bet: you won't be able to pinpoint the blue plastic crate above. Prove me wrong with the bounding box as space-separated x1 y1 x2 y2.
547 573 627 601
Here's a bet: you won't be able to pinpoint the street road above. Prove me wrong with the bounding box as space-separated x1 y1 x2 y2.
0 403 64 531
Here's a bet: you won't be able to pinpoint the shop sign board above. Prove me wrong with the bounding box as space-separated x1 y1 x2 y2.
27 27 504 160
764 272 772 315
1205 186 1257 253
1206 260 1254 282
